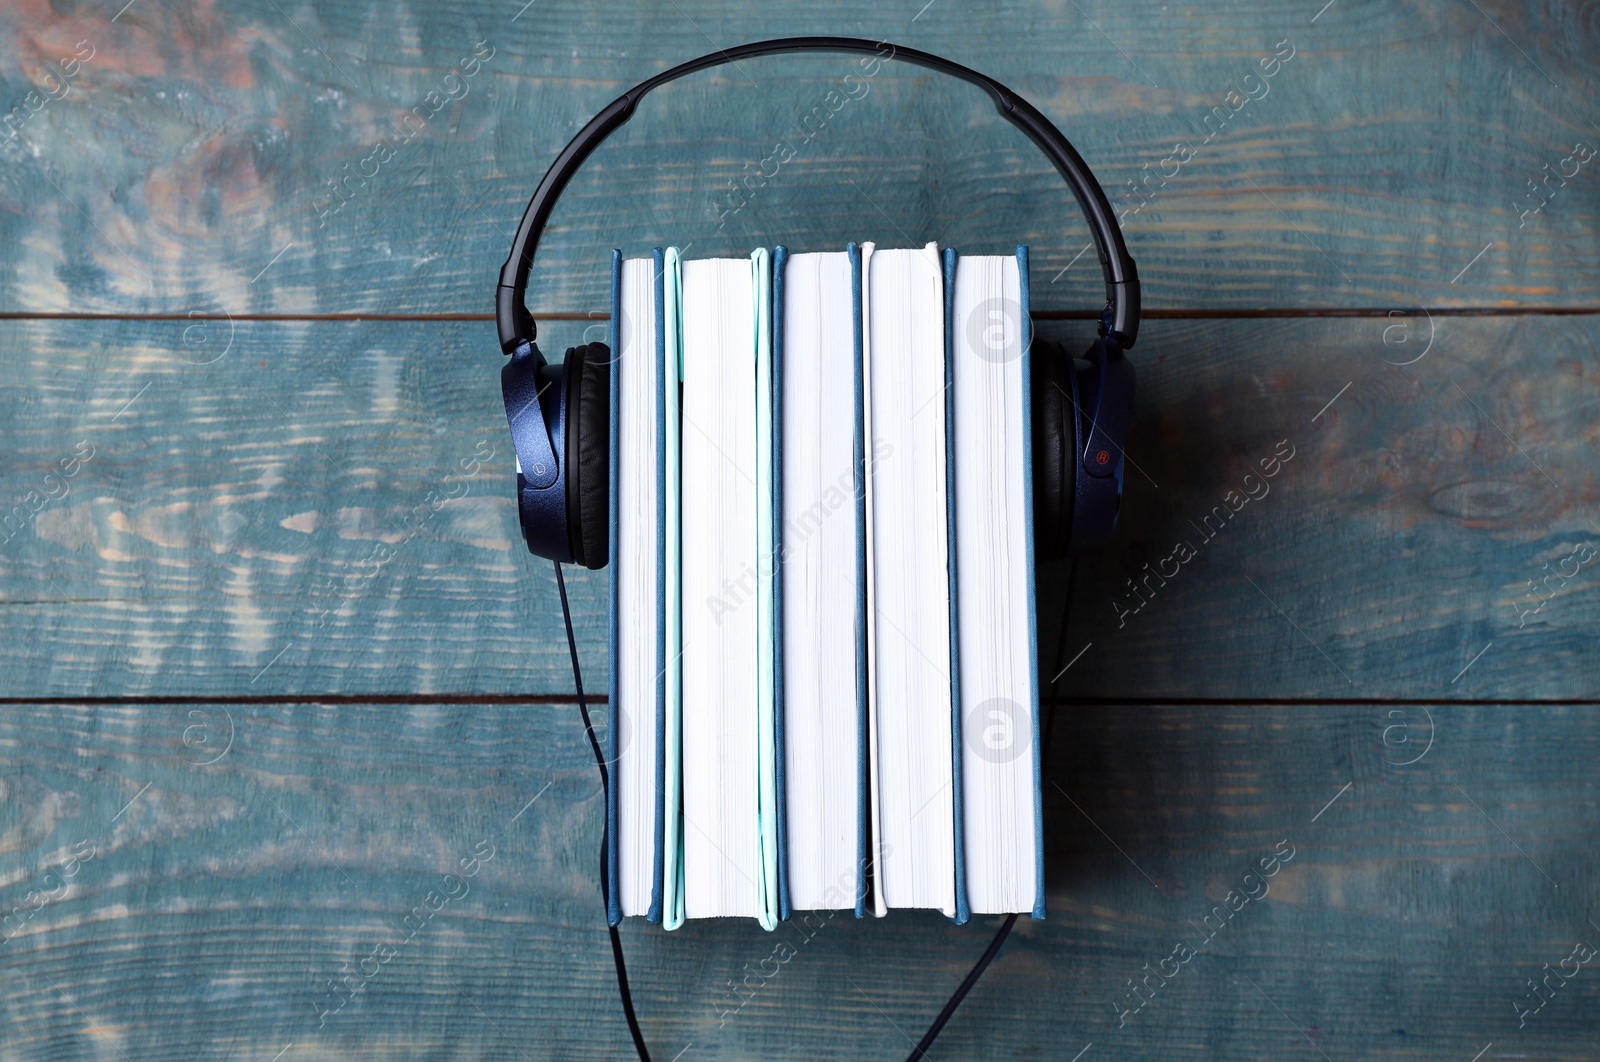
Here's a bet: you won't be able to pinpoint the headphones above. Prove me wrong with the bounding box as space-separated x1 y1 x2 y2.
496 36 1140 568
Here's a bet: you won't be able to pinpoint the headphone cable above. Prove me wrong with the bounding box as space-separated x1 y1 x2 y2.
904 557 1077 1061
555 560 652 1061
558 557 1078 1062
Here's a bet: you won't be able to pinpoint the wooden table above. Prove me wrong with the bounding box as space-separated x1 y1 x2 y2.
2 2 1596 1058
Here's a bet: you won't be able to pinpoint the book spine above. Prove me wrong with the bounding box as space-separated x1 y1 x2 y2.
648 247 667 925
943 247 970 926
772 246 791 923
1018 244 1046 921
754 247 779 932
606 248 623 927
662 248 686 930
848 242 872 919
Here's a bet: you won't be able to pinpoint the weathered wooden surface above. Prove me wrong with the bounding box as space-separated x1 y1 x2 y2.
1 703 1598 1060
0 314 1595 701
3 0 1599 1059
0 1 1596 315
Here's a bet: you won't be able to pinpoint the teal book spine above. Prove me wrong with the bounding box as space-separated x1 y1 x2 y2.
661 247 686 930
753 247 780 932
772 246 791 922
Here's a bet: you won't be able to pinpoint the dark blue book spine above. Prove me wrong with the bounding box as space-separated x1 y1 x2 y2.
606 248 623 927
1018 244 1045 921
848 242 870 920
648 247 667 925
943 247 970 926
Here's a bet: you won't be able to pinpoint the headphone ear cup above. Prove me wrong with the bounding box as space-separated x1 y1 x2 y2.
1064 337 1133 555
560 346 585 565
503 342 576 562
565 341 612 570
1030 339 1075 560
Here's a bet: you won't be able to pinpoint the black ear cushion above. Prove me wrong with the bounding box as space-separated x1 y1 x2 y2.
561 345 585 564
569 341 612 570
1030 339 1074 560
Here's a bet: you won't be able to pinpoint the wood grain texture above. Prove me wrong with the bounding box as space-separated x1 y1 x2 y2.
1 702 1597 1060
0 1 1597 315
1 313 1594 701
2 2 1598 1059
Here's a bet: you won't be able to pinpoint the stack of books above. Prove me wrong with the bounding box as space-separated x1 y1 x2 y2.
606 243 1042 929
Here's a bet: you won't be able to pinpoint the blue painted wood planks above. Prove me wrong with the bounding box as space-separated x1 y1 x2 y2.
0 1 1597 1058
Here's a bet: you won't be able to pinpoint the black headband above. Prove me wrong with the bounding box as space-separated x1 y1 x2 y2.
496 36 1141 353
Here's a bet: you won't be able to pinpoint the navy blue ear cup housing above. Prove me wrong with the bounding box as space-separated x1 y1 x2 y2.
1032 335 1135 557
502 340 610 569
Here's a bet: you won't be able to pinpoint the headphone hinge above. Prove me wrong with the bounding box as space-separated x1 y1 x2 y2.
497 284 537 353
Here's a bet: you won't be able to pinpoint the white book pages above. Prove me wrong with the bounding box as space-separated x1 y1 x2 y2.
679 257 761 919
864 243 956 916
950 252 1038 915
616 256 660 918
780 251 861 911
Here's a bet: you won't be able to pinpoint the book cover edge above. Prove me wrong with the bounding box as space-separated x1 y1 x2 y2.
606 247 623 927
753 247 779 931
772 245 791 923
662 247 686 931
648 247 667 925
944 246 970 927
1019 243 1046 921
848 241 871 920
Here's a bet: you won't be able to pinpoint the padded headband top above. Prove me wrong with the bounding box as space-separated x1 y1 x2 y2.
496 36 1140 353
